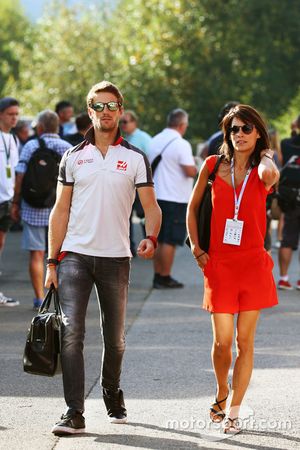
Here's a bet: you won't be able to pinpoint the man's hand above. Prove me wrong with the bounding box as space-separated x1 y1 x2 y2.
10 203 20 222
45 266 58 289
137 238 155 259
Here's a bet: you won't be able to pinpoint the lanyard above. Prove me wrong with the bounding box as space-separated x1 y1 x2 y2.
230 159 252 220
1 132 11 164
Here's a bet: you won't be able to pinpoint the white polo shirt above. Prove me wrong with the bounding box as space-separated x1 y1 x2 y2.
148 128 195 203
0 131 19 203
58 128 153 257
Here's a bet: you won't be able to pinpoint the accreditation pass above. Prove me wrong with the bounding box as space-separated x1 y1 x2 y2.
223 218 244 246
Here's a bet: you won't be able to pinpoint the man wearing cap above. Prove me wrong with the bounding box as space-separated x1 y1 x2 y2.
0 97 20 306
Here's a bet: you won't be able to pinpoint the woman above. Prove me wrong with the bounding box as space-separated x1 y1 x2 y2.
186 105 279 433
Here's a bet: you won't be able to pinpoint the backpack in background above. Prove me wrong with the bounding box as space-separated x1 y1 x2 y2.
21 138 62 208
278 154 300 212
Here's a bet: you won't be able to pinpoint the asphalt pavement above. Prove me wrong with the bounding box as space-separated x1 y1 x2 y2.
0 224 299 450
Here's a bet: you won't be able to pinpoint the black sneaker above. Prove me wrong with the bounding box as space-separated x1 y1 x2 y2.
153 275 184 289
103 388 127 423
51 411 85 435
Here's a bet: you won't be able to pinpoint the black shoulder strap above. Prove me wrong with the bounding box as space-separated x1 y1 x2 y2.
158 137 180 158
38 137 46 149
208 154 224 182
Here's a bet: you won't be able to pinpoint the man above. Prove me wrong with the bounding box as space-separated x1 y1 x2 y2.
45 81 161 435
278 114 300 290
13 119 31 154
64 112 91 146
120 110 152 154
0 97 20 306
55 100 75 137
11 110 71 309
200 101 239 159
148 108 197 289
120 110 152 254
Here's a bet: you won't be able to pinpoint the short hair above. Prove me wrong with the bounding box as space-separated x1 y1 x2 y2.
14 120 28 132
75 112 91 131
37 110 59 133
0 97 19 112
55 100 73 114
86 81 123 108
167 108 188 128
124 110 138 123
218 101 239 125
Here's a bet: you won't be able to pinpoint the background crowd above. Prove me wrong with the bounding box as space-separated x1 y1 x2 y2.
0 93 299 308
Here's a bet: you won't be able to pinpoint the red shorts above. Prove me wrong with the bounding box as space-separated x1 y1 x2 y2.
202 248 278 314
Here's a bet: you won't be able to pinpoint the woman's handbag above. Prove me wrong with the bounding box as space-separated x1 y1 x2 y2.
23 285 62 377
186 155 224 252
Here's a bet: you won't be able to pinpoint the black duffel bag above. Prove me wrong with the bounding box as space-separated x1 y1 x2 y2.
23 285 62 377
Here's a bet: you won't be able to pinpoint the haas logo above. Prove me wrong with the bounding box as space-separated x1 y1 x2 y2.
117 160 128 171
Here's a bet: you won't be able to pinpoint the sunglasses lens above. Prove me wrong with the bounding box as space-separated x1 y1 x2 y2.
243 124 254 134
230 126 239 134
92 103 104 112
107 102 119 111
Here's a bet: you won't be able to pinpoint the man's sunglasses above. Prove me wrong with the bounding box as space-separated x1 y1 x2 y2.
90 101 122 112
229 124 254 135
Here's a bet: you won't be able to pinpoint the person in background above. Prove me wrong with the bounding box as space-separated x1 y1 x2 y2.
187 104 279 434
120 110 152 255
11 110 71 310
0 96 20 306
149 108 197 288
120 110 152 154
277 114 300 290
201 101 239 159
13 120 31 154
264 128 283 252
64 113 91 146
55 100 75 137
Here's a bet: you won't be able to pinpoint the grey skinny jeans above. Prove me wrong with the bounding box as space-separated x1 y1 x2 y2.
58 252 130 413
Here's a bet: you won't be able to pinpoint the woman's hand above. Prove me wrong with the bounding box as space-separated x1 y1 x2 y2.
193 249 210 270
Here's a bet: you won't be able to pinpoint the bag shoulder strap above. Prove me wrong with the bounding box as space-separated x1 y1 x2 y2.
208 154 224 182
158 137 180 158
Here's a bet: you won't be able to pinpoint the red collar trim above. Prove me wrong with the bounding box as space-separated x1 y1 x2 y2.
84 127 123 146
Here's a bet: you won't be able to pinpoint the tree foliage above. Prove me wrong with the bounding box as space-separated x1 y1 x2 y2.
0 0 30 97
4 0 300 141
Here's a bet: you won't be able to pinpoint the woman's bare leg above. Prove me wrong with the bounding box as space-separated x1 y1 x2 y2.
210 313 234 420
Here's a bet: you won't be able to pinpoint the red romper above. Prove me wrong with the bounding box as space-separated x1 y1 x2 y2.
203 155 278 314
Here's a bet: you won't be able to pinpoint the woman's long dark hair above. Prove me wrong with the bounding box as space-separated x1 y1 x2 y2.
220 104 270 167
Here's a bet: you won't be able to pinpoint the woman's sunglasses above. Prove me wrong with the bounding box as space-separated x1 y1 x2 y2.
90 101 121 112
229 124 254 135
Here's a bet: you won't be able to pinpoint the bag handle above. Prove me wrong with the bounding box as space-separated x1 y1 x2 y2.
39 284 62 315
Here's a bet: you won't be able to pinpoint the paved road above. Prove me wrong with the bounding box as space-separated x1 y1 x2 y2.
0 226 299 450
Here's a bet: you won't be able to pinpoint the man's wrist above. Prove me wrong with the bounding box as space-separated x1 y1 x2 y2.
46 258 59 266
146 235 158 249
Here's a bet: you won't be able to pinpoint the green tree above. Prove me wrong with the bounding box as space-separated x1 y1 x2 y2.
0 0 30 97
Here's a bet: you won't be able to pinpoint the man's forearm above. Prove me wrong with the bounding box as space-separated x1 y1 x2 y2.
144 204 162 237
48 206 70 259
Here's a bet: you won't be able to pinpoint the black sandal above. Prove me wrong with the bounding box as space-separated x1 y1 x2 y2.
209 384 230 423
223 417 241 434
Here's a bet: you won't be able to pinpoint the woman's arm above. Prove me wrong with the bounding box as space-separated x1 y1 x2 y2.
186 160 211 268
258 149 280 190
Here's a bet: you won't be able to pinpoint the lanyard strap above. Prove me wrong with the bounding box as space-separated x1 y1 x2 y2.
1 132 11 163
230 159 252 220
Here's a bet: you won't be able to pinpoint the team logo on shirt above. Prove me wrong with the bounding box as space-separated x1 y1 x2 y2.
77 159 94 165
117 160 128 171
